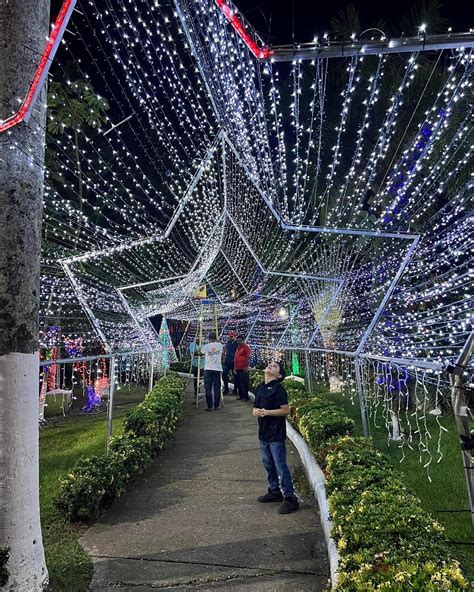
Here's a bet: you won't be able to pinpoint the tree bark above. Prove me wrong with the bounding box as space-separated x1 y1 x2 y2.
0 0 50 589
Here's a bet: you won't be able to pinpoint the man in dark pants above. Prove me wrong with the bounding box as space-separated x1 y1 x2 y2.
234 335 251 401
201 332 224 410
252 361 299 514
222 331 238 395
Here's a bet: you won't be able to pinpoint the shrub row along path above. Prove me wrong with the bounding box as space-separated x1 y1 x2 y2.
81 379 329 590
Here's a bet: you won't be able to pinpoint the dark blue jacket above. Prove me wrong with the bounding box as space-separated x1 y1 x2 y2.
225 340 238 364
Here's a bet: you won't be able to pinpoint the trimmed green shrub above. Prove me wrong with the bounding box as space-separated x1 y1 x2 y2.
56 456 120 522
336 486 448 567
170 359 191 373
249 369 264 392
55 374 186 522
335 558 469 591
299 406 355 450
288 385 470 590
0 547 9 588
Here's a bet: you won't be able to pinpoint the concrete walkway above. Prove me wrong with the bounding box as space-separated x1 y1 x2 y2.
81 381 329 591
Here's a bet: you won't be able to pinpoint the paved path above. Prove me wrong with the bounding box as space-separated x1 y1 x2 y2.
81 381 329 591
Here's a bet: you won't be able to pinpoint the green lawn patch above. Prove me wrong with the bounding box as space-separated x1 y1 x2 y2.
39 375 186 590
39 407 129 591
326 390 474 582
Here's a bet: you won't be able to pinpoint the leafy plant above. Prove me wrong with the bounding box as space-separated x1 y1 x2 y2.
170 359 192 373
299 406 355 450
55 374 185 522
288 386 470 589
336 558 468 591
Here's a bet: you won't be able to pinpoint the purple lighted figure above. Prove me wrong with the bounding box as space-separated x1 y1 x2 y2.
82 384 101 413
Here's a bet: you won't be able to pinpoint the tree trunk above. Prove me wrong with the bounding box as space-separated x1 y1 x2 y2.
0 1 50 589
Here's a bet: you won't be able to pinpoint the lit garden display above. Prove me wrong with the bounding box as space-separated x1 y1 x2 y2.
32 0 472 528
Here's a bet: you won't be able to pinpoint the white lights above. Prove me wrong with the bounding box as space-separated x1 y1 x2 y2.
32 0 472 386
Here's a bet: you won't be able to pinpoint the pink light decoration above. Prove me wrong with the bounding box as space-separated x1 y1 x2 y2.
215 0 272 60
0 0 77 133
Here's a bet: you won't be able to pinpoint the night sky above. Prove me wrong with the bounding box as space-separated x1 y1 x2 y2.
52 0 473 40
225 0 472 44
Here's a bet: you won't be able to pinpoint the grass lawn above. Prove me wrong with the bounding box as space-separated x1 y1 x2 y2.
325 389 474 581
39 406 130 591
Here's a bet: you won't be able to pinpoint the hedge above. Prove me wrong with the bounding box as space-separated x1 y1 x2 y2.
169 359 191 373
250 369 469 590
55 373 186 522
0 547 9 588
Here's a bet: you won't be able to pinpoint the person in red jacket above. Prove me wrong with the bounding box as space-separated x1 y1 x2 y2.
234 335 251 401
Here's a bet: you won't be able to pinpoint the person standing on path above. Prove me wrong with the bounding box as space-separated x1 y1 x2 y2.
222 331 238 395
234 335 251 401
189 340 205 397
252 361 300 514
201 332 224 410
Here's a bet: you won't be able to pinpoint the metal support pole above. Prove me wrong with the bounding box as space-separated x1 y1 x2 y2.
267 32 474 62
304 350 312 393
106 356 116 453
149 352 155 392
245 311 261 342
355 236 419 356
61 262 111 353
449 331 474 525
354 358 369 437
116 288 154 352
196 304 204 408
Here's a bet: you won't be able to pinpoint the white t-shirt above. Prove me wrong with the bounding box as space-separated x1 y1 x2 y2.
201 342 224 372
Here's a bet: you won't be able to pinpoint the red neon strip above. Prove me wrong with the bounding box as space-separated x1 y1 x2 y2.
215 0 272 60
0 0 75 133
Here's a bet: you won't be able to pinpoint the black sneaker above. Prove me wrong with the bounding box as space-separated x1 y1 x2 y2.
278 497 300 514
257 491 284 503
206 408 212 412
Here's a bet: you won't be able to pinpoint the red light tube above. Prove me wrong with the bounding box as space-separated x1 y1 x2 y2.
215 0 272 60
0 0 77 133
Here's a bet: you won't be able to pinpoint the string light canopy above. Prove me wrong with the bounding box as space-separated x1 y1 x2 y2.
31 0 471 375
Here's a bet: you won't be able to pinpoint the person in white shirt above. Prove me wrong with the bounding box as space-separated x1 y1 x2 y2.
200 332 224 411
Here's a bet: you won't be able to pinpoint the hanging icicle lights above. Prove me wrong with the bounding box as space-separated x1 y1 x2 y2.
27 0 471 372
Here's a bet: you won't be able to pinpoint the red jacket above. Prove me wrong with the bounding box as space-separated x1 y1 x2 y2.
234 343 251 370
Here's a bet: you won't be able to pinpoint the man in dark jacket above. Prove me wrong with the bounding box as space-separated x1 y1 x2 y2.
222 331 238 395
252 361 299 514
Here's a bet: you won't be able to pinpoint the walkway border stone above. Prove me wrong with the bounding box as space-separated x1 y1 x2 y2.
285 422 339 586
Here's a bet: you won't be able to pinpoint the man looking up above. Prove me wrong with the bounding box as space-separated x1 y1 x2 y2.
201 332 224 411
222 331 238 395
234 335 251 401
252 361 299 514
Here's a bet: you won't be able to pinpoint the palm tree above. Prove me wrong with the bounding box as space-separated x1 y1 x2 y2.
47 80 109 246
0 1 50 589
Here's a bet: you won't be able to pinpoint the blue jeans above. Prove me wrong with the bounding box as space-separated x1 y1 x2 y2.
259 440 295 498
204 370 221 409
